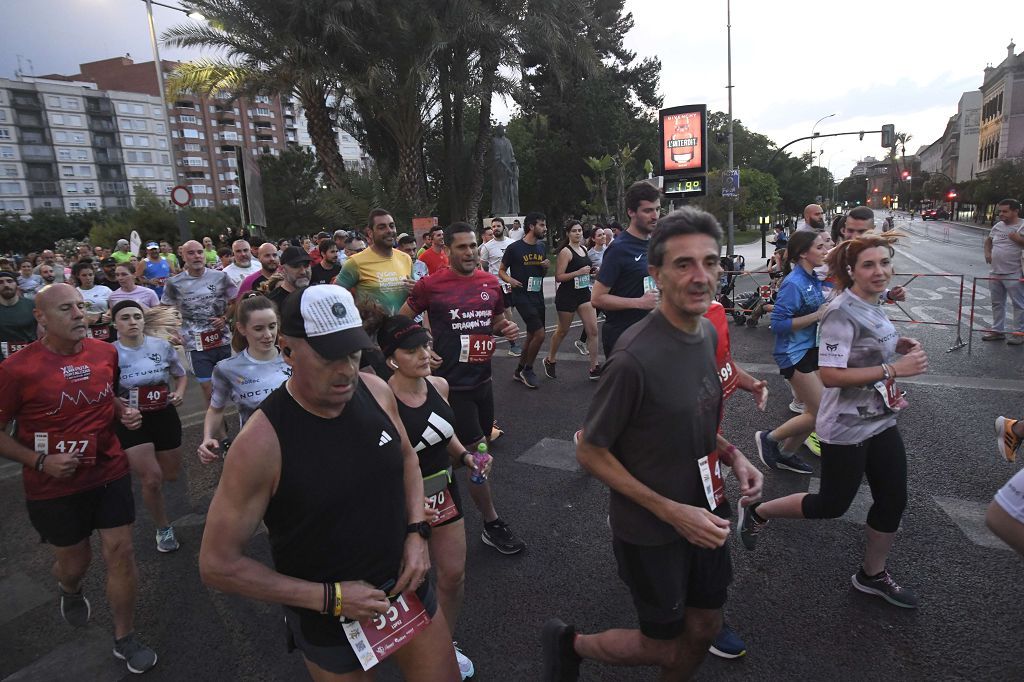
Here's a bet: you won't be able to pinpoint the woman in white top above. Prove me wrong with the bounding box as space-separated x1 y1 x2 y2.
72 260 113 340
108 263 160 309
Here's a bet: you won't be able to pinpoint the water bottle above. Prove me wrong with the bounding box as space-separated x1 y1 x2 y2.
470 442 490 485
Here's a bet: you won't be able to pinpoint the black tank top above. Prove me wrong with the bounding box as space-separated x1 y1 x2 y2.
557 245 592 293
261 380 406 588
394 380 456 476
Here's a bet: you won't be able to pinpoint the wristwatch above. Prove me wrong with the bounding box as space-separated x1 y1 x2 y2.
406 521 432 539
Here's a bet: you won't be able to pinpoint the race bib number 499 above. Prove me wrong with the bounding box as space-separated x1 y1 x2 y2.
342 591 431 671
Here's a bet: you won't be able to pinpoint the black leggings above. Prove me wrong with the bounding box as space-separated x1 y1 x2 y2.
801 426 907 533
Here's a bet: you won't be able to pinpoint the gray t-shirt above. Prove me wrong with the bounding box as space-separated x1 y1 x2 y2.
587 246 606 269
583 311 723 546
988 220 1024 275
479 237 511 275
210 349 291 428
114 335 186 396
816 289 900 445
161 269 238 351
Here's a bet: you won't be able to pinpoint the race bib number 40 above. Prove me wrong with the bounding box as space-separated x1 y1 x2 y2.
343 591 431 671
459 334 495 363
35 432 97 467
195 328 224 351
129 384 169 412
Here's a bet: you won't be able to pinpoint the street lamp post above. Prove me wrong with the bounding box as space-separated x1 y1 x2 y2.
725 0 735 256
810 113 836 172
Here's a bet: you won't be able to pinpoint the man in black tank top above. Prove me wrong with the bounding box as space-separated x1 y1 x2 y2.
198 286 460 680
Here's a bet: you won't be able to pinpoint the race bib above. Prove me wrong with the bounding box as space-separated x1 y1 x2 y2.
718 358 739 400
697 451 726 511
459 334 495 363
1 341 29 358
526 276 543 293
574 274 591 289
643 275 658 294
874 379 908 413
35 432 97 467
426 486 458 526
87 324 111 341
195 328 224 351
342 591 431 671
129 384 169 412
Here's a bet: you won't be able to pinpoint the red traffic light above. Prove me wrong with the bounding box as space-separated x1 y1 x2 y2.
901 170 910 179
947 191 957 199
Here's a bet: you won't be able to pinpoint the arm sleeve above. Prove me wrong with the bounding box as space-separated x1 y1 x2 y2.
817 308 856 369
209 364 231 410
335 258 359 289
582 352 644 451
769 278 800 335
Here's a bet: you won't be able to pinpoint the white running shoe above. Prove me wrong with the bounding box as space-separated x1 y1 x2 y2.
789 400 805 414
454 643 475 679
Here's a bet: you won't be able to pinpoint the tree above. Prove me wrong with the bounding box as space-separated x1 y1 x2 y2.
695 168 780 229
0 209 97 254
89 186 178 249
258 148 324 237
580 155 614 221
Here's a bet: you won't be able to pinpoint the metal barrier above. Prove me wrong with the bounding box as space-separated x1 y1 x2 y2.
967 275 1024 355
884 272 966 352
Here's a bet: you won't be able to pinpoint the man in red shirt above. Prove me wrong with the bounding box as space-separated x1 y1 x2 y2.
0 284 158 674
418 226 450 275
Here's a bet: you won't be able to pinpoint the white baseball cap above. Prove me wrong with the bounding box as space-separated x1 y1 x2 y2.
279 286 372 360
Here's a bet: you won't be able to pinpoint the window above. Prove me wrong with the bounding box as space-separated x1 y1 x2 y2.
58 149 72 161
63 98 79 109
123 135 134 146
77 166 91 177
182 129 201 139
179 114 197 124
254 95 270 104
82 184 95 194
69 201 81 211
120 118 133 130
160 153 169 164
183 143 201 152
51 113 65 125
155 122 165 134
85 200 98 209
157 137 167 149
255 107 272 117
0 110 6 122
137 135 150 146
0 200 26 211
75 149 88 161
72 133 86 144
2 165 16 177
66 182 78 193
0 146 14 159
132 119 148 131
0 129 11 140
47 96 62 108
165 184 175 194
61 165 75 177
144 183 157 192
152 106 162 117
67 115 82 126
0 182 21 194
161 168 171 179
54 131 68 143
183 157 204 166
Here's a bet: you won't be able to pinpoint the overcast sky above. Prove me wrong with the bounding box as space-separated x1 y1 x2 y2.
2 0 1020 179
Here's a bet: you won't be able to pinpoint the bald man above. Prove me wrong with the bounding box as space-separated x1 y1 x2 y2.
796 204 826 233
221 239 261 287
0 284 158 673
237 242 281 297
161 241 239 404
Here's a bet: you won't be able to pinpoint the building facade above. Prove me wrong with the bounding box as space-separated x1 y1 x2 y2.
0 76 173 215
979 41 1024 174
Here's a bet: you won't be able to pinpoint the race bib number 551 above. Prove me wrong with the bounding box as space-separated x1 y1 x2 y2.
342 591 431 671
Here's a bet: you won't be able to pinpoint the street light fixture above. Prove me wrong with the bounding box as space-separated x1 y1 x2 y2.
810 113 837 170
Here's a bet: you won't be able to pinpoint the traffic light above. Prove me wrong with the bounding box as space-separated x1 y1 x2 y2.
947 190 957 200
901 170 911 180
881 124 895 148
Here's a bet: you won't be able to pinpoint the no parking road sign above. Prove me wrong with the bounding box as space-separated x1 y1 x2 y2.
171 185 193 207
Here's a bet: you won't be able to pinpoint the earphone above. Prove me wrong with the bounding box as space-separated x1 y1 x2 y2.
389 360 399 369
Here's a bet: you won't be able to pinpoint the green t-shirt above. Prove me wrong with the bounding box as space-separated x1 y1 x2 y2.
204 249 218 266
163 253 179 270
0 296 38 345
111 250 133 264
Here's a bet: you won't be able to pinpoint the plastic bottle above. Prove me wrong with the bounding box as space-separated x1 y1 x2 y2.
471 442 490 484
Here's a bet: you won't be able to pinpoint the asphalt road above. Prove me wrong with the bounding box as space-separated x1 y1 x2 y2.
2 222 1023 680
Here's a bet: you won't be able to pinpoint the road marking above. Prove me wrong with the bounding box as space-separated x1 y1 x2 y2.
932 495 1010 551
516 438 580 472
0 572 51 628
737 363 1024 392
892 245 967 287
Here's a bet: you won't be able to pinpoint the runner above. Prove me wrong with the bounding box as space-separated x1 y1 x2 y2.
591 181 660 358
753 230 828 475
478 218 522 357
544 221 600 380
418 226 450 275
161 240 238 405
265 246 311 306
573 227 608 356
739 233 927 609
499 212 548 389
108 263 160 309
202 236 219 267
159 241 180 274
17 260 43 299
135 242 171 298
399 234 430 283
543 208 762 681
0 284 157 673
111 239 133 265
988 413 1024 556
0 269 37 361
197 293 291 463
400 222 526 556
335 208 414 315
111 299 187 553
237 242 281 297
198 285 459 680
310 238 343 286
380 314 494 680
222 240 261 288
98 257 121 291
72 260 113 341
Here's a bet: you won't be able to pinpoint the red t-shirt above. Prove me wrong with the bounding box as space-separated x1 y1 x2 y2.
0 339 129 500
705 302 738 401
417 248 450 275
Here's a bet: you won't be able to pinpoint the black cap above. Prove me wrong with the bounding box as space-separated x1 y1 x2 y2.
100 257 117 267
280 246 312 266
377 315 431 357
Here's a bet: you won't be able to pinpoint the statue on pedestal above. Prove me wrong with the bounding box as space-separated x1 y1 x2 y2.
490 125 518 217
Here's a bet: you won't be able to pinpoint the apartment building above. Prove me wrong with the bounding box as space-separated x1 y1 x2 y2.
979 41 1024 174
292 100 373 174
0 76 173 215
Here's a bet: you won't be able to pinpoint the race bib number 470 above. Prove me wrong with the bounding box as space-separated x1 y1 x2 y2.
343 591 431 671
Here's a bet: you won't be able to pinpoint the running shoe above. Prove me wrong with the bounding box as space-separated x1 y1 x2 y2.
995 416 1021 463
507 342 522 357
58 584 91 628
709 623 746 659
789 400 805 414
454 642 475 680
513 366 525 384
573 340 588 355
982 332 1006 341
851 569 919 609
573 429 582 446
736 497 765 551
481 518 526 554
754 431 780 469
521 367 539 389
588 365 602 381
113 632 158 674
543 358 557 379
541 619 581 682
804 432 821 457
490 421 504 443
1009 335 1024 346
777 452 813 474
156 526 180 553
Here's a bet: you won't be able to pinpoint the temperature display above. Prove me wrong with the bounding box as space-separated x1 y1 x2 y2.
664 177 706 196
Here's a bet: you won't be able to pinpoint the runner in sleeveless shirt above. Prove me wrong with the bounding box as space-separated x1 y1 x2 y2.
380 315 493 681
112 299 187 553
198 285 458 680
198 293 291 464
544 221 600 381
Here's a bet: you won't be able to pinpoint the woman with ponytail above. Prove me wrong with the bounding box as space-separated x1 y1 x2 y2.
739 233 928 609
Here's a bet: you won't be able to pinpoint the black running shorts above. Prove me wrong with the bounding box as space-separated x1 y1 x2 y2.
115 405 182 451
612 535 732 640
25 474 135 547
513 292 546 333
780 346 819 379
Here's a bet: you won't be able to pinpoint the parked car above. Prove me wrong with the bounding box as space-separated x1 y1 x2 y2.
921 208 949 221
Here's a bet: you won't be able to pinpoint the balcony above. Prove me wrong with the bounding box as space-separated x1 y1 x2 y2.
216 118 236 127
100 181 129 196
98 168 124 181
29 181 59 196
85 99 113 115
89 119 116 132
92 135 117 148
174 101 198 110
16 113 43 127
11 94 41 109
94 149 123 163
20 146 54 161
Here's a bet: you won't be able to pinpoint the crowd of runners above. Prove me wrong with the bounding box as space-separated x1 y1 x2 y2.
1 186 1023 680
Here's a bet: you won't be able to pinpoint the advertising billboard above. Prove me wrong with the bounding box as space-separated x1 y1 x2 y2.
658 104 707 176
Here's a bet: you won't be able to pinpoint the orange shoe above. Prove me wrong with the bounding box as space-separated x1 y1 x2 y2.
995 416 1021 463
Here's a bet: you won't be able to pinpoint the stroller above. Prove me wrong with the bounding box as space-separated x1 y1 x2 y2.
716 254 746 323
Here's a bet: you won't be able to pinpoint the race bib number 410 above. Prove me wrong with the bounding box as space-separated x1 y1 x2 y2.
342 591 431 671
459 334 495 363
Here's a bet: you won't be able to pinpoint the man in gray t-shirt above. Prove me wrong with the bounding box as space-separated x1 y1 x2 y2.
983 199 1024 342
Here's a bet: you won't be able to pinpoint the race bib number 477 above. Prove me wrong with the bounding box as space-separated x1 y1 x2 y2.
35 432 97 467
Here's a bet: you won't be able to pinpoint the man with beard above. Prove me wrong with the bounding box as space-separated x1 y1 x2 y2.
39 263 58 286
222 240 261 288
266 247 312 306
97 257 120 290
499 212 549 389
796 204 826 233
310 239 342 286
34 250 66 283
336 209 414 315
238 242 281 297
479 217 523 358
0 270 37 360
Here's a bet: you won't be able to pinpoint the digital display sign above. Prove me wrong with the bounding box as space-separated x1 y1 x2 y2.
658 104 707 176
664 176 706 197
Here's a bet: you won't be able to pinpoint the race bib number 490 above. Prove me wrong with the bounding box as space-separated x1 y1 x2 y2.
342 591 431 671
35 432 97 467
459 334 495 363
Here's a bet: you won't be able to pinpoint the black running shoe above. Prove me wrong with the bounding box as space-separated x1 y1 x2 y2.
851 569 919 609
541 619 581 682
59 584 90 628
521 367 539 389
588 365 602 381
481 518 526 554
543 359 557 379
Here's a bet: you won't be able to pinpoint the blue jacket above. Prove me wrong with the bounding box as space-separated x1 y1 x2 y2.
770 266 824 369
